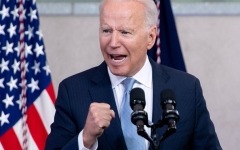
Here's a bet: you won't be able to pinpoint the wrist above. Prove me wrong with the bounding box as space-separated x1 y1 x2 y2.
83 130 96 148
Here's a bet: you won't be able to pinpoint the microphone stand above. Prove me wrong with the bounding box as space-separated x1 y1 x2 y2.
131 109 180 150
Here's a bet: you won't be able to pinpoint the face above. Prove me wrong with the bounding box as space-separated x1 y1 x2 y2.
99 0 156 77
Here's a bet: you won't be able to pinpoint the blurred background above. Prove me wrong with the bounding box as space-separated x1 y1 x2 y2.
38 0 240 149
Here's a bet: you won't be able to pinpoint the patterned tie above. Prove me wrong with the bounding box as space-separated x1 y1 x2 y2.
120 78 145 150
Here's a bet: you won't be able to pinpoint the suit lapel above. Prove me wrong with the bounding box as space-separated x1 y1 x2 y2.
150 59 170 124
149 59 171 149
89 62 127 149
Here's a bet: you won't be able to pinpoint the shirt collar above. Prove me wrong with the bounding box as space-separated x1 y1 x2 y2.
108 56 152 89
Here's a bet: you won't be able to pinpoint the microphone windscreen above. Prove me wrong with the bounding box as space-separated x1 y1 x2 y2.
130 88 145 110
160 89 176 106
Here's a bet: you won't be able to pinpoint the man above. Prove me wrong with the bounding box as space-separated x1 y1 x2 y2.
45 0 222 149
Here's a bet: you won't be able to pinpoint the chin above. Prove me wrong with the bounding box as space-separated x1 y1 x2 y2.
111 71 126 76
109 68 128 77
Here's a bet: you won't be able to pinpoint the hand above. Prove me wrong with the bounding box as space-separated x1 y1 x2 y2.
83 102 115 148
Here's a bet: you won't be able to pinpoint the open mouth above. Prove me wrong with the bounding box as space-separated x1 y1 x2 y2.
110 55 127 63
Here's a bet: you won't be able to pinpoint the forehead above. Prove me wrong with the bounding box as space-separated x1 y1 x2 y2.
100 0 146 26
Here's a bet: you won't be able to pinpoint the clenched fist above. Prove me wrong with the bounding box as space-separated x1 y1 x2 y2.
83 102 115 148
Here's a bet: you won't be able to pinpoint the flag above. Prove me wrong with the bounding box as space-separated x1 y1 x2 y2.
148 0 186 72
0 0 55 149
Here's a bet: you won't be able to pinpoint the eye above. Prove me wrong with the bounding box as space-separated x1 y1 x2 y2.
121 31 130 35
103 29 111 34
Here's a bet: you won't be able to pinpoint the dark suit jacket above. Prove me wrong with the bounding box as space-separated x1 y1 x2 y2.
45 59 222 150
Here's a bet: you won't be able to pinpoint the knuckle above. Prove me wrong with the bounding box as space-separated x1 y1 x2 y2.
105 104 110 109
101 103 110 109
92 111 99 119
105 121 110 127
94 117 100 125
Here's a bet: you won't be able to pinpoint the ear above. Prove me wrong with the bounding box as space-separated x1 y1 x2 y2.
147 26 157 50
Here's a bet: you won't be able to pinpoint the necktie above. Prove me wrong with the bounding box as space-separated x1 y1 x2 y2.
120 78 145 150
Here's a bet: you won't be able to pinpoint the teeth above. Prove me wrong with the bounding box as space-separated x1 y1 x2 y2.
112 57 126 62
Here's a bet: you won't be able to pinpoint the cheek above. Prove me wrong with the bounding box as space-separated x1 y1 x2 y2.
99 40 108 58
100 37 108 50
130 37 148 54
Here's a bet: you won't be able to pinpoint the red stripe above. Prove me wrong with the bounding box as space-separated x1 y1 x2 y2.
27 105 48 150
0 128 22 150
46 82 56 104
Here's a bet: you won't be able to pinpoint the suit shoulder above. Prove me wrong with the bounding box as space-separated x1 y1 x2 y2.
60 62 106 86
161 65 198 82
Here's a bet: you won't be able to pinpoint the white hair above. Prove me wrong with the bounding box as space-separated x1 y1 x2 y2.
99 0 158 28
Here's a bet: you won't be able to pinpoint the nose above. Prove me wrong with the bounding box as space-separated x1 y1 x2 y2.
110 32 120 48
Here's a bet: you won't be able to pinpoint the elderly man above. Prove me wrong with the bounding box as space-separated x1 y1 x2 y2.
45 0 222 149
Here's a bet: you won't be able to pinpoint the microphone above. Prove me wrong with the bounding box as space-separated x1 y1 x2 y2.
130 88 149 132
160 89 180 132
130 87 145 111
130 88 153 143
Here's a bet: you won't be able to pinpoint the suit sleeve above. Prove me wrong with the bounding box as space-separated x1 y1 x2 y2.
45 81 79 150
193 79 222 150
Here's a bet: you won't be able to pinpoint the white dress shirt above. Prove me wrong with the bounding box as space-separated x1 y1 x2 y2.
78 56 153 150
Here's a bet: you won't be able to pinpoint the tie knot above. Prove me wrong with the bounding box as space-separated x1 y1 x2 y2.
124 78 135 93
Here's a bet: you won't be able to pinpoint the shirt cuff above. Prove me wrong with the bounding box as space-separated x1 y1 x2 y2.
78 130 98 150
